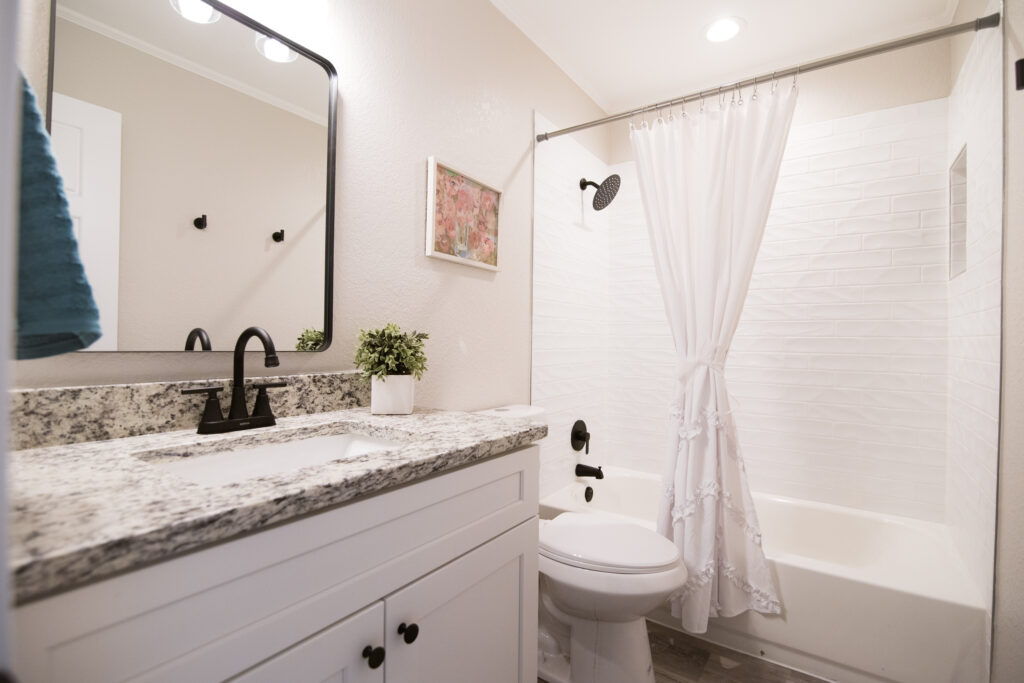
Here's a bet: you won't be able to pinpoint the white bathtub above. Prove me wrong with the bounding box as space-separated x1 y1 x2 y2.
540 468 988 683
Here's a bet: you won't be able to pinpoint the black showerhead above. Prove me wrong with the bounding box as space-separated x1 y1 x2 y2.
579 174 621 211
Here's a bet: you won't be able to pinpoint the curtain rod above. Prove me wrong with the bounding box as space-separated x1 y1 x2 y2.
536 12 1001 143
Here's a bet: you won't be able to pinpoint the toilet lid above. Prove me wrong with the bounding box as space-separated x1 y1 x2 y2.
539 513 680 574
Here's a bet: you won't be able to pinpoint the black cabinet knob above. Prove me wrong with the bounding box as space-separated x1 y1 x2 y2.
362 645 385 669
397 622 419 644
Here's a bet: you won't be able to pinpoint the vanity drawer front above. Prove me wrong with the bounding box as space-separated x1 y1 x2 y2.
14 446 539 683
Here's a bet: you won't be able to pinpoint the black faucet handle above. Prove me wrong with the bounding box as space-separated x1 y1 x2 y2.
183 385 225 395
181 386 224 426
251 382 285 420
253 381 288 390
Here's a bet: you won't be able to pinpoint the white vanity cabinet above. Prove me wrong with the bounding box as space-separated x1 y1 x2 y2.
234 602 385 683
13 446 539 683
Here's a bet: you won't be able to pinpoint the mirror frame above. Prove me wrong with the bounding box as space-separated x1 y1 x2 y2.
46 0 338 353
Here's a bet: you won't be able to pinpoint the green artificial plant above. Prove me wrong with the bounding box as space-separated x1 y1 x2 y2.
295 328 325 351
354 323 429 381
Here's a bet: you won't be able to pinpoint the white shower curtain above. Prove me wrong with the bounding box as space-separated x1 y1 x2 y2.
629 86 798 633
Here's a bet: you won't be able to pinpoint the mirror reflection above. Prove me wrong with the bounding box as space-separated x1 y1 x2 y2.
50 0 334 351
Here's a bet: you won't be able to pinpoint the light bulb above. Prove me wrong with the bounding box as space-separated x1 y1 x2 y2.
169 0 221 24
255 34 297 63
706 17 741 43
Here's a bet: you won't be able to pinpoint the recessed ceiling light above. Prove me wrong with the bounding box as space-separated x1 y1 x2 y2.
706 17 742 42
254 34 298 63
169 0 221 24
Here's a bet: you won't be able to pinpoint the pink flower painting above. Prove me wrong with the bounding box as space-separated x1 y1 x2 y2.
427 159 500 270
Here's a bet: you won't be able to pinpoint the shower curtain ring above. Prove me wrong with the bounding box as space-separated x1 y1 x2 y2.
771 72 778 94
793 66 800 89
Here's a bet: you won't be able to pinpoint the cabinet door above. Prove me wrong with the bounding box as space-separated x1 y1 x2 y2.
385 518 538 683
231 602 384 683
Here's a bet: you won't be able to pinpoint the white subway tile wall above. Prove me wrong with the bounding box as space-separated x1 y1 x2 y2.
532 113 610 498
946 19 1002 606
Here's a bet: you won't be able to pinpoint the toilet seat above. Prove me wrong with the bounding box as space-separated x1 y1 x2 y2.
539 513 680 574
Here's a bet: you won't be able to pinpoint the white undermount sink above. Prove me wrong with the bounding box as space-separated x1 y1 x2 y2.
153 433 401 486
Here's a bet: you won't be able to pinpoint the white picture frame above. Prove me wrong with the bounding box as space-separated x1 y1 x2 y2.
425 157 500 271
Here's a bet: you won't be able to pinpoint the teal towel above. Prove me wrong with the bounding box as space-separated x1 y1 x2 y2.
17 75 101 359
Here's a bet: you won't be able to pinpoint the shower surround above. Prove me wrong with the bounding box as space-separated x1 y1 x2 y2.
532 19 1000 672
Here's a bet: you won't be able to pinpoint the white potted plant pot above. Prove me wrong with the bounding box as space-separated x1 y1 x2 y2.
371 375 414 415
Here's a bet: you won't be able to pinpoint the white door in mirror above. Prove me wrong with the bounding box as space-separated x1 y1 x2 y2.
51 93 121 351
371 375 414 415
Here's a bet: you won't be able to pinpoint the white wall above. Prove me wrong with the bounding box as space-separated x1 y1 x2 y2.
945 5 1002 613
735 100 951 521
532 113 609 497
950 0 992 84
14 0 611 412
993 0 1024 679
604 162 670 474
16 0 48 109
609 41 952 164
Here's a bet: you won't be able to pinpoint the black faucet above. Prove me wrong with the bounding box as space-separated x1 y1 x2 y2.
184 327 212 351
575 464 604 479
230 326 280 419
180 326 287 434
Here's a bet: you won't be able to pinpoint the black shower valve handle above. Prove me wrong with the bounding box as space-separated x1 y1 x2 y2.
571 419 590 454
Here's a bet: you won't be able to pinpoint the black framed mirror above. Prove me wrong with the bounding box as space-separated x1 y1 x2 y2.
48 0 336 352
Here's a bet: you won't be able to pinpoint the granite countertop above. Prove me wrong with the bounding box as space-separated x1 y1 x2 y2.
10 408 547 604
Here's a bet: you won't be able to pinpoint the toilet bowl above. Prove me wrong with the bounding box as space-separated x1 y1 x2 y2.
537 513 688 683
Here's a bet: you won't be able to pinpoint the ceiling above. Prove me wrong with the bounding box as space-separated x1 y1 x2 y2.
490 0 958 114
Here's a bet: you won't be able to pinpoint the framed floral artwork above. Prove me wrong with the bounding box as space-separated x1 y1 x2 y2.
426 157 500 271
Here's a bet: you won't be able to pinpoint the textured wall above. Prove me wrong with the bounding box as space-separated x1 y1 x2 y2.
945 12 1002 612
532 113 609 497
15 0 610 416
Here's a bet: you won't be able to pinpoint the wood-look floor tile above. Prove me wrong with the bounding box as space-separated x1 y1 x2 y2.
540 620 825 683
648 620 826 683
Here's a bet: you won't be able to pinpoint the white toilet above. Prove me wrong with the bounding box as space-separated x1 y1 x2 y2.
537 513 688 683
474 405 686 683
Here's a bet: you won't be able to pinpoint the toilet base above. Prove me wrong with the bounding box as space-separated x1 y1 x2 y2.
538 614 655 683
